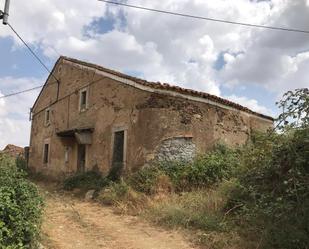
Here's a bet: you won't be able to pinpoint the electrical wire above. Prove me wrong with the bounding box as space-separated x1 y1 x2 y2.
7 23 60 83
3 1 309 99
0 23 61 99
0 85 43 99
98 0 309 34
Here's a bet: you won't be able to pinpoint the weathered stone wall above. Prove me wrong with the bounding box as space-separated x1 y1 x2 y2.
155 137 196 162
28 58 273 178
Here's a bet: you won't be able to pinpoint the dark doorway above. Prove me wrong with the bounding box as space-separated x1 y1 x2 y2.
43 143 49 164
77 144 86 173
109 130 125 180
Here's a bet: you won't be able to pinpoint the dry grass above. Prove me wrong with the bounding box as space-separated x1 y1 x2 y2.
97 181 150 215
96 180 248 249
145 190 226 230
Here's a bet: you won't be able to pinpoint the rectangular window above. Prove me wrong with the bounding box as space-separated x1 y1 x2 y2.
79 88 88 112
45 108 50 125
43 143 49 164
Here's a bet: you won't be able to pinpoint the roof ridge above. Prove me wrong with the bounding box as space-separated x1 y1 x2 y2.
60 56 274 121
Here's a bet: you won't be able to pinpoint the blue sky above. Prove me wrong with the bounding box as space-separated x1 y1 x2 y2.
0 0 309 148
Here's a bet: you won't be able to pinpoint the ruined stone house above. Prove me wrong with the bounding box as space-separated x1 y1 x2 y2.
28 56 273 178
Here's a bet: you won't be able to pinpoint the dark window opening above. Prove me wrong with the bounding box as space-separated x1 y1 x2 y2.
80 90 87 110
43 144 49 164
110 130 125 180
77 144 86 173
45 109 50 125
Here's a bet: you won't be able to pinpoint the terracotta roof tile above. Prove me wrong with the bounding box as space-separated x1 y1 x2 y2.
61 56 274 121
1 144 24 158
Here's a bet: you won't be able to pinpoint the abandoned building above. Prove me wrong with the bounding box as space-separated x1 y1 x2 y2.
28 56 273 178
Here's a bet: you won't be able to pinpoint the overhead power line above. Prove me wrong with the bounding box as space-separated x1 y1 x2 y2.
99 0 309 35
0 85 43 99
0 23 61 100
7 23 60 83
3 1 309 100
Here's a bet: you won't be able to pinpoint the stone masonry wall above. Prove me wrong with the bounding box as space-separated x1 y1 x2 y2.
29 58 273 178
154 137 196 162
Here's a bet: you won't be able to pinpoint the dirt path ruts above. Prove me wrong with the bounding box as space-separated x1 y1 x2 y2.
40 186 197 249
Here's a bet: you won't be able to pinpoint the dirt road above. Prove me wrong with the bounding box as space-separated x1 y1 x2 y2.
40 186 197 249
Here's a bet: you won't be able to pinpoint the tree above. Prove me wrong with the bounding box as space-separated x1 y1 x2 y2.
276 88 309 130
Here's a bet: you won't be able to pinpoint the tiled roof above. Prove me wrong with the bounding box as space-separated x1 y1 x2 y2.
62 56 274 121
1 144 24 158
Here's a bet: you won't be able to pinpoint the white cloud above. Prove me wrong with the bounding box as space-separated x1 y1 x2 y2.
0 0 309 147
225 94 273 116
0 117 30 150
220 0 309 94
1 0 308 96
0 77 42 148
0 0 273 96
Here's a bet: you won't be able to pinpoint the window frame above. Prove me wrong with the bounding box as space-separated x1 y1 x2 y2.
79 87 89 112
43 142 50 165
44 108 51 126
64 146 69 163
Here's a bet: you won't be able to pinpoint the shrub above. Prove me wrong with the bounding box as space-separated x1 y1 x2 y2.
227 128 309 249
98 180 148 215
107 163 124 181
156 145 241 191
0 155 43 248
15 156 27 172
129 145 240 194
181 145 240 190
129 166 165 194
63 171 110 191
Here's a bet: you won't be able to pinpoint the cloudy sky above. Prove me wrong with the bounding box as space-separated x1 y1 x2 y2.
0 0 308 149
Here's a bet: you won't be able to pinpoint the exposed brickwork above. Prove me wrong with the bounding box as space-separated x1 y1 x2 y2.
136 93 203 124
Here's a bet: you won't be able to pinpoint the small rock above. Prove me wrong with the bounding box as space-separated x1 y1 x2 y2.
37 242 45 249
193 114 202 120
85 189 95 201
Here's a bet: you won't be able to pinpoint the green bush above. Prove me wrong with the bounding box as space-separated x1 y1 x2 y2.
147 145 240 192
179 145 240 190
129 145 240 194
0 155 43 248
15 156 27 172
129 166 164 194
63 171 110 191
227 128 309 249
98 180 130 205
98 180 148 215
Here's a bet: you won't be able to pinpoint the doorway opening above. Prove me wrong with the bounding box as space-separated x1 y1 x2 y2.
77 144 86 173
109 130 125 180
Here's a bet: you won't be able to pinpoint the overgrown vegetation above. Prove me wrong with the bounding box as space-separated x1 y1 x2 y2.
227 127 309 249
224 88 309 249
0 155 43 248
97 180 148 215
129 144 240 193
63 88 309 249
63 171 110 191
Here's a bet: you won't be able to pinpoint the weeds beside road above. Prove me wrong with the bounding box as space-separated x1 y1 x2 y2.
39 182 196 249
